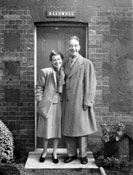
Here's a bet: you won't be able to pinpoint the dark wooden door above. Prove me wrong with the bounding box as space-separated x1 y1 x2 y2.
36 24 86 148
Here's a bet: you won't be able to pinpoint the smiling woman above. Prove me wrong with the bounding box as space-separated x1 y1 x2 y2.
49 50 64 71
35 50 65 163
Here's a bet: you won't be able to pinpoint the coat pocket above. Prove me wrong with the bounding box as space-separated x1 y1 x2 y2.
37 98 51 119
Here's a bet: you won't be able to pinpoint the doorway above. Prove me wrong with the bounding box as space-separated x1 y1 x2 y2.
36 22 87 148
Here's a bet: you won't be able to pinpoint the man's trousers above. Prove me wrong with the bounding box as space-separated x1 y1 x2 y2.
65 136 88 158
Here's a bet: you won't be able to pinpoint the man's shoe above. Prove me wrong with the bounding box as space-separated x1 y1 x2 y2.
64 155 77 163
80 157 88 164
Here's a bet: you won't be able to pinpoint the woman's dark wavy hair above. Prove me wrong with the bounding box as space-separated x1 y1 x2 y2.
49 50 64 61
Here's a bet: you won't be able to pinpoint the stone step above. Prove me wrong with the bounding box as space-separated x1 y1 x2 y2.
25 149 98 169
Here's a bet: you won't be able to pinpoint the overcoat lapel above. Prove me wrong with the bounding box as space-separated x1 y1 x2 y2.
66 55 84 78
64 61 71 76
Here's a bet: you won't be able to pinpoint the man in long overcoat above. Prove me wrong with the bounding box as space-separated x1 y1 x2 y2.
62 36 97 164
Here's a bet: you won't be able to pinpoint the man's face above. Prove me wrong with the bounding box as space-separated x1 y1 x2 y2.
68 39 80 57
51 54 62 70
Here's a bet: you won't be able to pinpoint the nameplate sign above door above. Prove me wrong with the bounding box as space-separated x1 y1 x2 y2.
46 10 76 18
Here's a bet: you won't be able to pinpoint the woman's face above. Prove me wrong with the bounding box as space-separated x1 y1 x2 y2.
51 54 62 70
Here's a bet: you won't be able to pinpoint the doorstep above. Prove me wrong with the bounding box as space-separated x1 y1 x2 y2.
25 148 98 169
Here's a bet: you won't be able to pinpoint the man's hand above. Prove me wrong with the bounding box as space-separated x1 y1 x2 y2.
83 105 89 111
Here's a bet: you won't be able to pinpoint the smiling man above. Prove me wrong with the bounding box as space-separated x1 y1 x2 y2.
62 36 97 164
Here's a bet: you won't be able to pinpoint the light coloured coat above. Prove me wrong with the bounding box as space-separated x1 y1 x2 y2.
36 67 63 139
62 54 97 137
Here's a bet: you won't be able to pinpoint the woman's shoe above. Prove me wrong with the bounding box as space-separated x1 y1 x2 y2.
39 153 46 163
52 154 59 164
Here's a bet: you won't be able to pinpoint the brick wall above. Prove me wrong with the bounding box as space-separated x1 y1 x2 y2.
0 0 133 156
89 5 133 125
88 4 133 155
0 4 35 157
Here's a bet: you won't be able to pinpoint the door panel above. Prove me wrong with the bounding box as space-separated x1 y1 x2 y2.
36 24 86 148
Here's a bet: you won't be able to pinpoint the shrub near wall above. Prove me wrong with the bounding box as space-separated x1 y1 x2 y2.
0 120 14 163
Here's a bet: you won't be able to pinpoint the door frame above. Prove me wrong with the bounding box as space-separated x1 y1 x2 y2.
34 22 88 150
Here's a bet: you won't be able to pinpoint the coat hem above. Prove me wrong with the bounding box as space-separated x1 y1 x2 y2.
62 131 97 137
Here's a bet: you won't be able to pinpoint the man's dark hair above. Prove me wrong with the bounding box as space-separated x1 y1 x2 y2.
49 50 64 61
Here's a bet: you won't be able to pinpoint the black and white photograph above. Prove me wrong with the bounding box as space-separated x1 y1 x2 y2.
0 0 133 175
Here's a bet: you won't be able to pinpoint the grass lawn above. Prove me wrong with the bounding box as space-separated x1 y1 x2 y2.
0 163 101 175
0 163 133 175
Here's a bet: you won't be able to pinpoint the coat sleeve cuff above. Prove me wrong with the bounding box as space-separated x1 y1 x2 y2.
83 100 94 107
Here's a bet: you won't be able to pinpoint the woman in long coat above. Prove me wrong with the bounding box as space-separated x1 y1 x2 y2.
35 50 65 163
